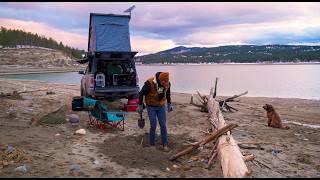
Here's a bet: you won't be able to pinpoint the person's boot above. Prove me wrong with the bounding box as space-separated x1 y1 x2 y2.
163 145 169 152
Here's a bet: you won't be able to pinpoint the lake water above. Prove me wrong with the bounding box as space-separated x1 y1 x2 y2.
2 64 320 100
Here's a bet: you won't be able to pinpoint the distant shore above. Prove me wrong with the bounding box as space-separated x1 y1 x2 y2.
1 61 319 76
136 62 320 66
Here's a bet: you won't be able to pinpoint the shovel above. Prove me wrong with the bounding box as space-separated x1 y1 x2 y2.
138 111 145 129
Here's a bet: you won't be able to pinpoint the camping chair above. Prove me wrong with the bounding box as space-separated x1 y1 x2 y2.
84 97 127 131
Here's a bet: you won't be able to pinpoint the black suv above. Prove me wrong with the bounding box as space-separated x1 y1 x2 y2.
79 51 139 100
78 13 139 101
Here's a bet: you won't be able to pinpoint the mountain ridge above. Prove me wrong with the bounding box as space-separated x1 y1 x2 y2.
136 45 320 64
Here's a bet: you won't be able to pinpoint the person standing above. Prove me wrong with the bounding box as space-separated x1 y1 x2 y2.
137 72 173 152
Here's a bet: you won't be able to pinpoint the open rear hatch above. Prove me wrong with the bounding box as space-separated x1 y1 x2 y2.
93 52 139 96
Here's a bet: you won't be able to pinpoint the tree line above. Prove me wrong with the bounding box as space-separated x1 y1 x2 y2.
0 26 85 59
137 45 320 64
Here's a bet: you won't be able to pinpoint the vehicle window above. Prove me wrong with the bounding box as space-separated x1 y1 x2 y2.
96 60 135 75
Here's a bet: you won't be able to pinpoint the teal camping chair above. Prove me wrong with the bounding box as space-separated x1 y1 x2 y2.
83 97 127 131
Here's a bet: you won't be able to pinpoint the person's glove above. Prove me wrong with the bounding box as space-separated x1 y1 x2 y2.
137 105 144 113
167 103 173 112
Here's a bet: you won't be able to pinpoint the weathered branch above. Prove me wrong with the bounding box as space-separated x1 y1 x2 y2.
225 104 238 112
184 141 199 146
196 91 207 104
238 144 264 150
207 144 217 159
217 91 247 112
169 123 238 161
243 154 255 161
190 94 206 108
207 140 219 169
191 88 247 113
223 91 248 103
207 151 218 169
213 77 218 98
238 141 274 145
253 159 271 169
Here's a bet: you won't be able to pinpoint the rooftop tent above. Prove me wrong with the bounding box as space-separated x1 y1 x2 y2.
88 13 131 52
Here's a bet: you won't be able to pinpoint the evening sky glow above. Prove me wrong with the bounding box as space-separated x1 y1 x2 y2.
1 2 320 55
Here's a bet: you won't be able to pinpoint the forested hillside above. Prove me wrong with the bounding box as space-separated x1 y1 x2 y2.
136 45 320 64
0 27 85 59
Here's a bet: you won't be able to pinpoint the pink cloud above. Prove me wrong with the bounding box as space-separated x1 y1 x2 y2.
5 2 42 9
0 18 177 54
180 14 320 46
50 2 131 16
131 36 176 55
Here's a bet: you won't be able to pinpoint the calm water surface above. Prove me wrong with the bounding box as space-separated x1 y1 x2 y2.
2 64 320 100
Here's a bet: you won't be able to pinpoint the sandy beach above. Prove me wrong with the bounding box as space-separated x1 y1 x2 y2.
0 78 319 178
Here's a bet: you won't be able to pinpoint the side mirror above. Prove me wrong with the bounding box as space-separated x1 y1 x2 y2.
78 70 85 74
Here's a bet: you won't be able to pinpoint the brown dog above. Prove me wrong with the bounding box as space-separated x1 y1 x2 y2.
263 104 289 129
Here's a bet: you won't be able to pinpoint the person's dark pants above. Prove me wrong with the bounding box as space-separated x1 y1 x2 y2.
146 105 168 146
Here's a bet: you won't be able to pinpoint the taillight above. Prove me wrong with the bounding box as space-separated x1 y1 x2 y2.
89 74 94 88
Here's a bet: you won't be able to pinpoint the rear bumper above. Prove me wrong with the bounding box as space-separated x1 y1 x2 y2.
92 86 139 98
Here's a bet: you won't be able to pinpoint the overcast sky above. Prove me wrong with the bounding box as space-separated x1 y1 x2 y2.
1 2 320 55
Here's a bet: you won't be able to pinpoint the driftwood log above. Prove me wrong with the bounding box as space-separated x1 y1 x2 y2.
207 87 250 177
18 88 49 94
185 78 251 177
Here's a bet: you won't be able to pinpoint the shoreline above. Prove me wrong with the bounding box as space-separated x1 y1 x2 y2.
0 78 319 101
136 62 320 66
0 62 319 75
172 92 320 101
0 67 83 76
